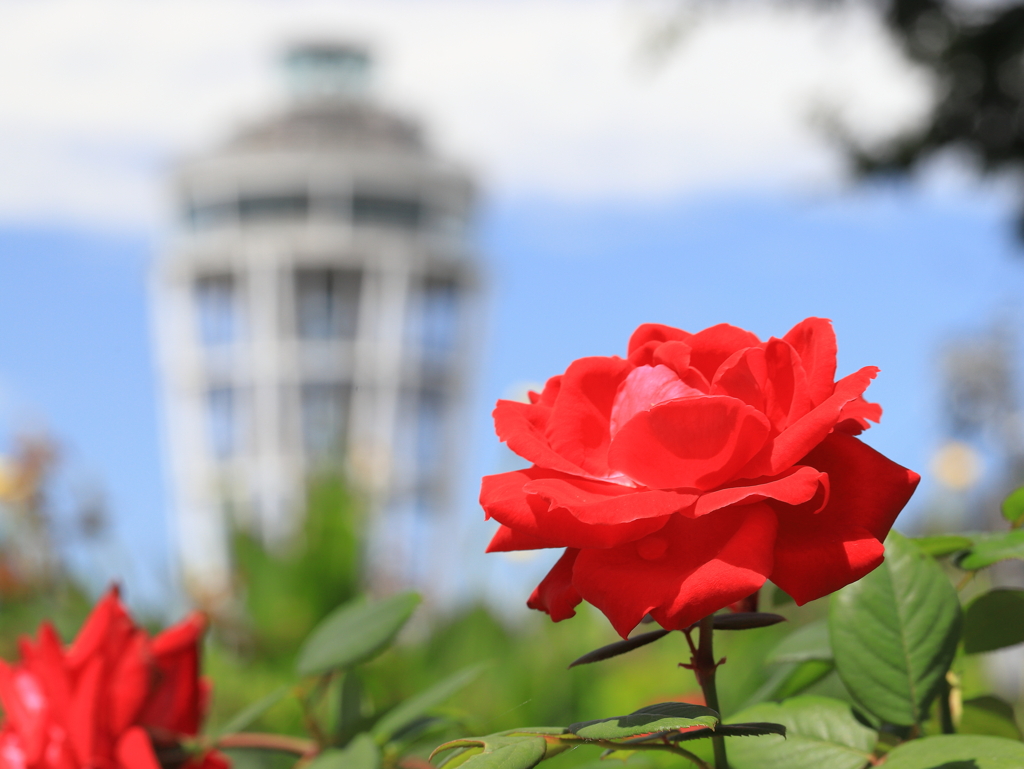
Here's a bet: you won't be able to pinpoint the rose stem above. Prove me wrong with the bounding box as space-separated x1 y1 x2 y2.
216 733 318 756
694 616 729 769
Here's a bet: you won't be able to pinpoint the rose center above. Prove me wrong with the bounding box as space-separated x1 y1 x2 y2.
610 364 702 438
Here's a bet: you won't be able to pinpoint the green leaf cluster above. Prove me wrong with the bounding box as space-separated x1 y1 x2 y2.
447 484 1024 769
430 703 769 769
231 475 363 659
202 482 1024 769
215 592 482 769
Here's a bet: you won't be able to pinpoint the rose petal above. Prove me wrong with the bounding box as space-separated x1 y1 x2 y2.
522 476 698 525
65 587 133 673
835 395 883 435
493 400 588 478
711 347 767 412
527 549 582 621
608 396 771 491
610 365 703 437
141 614 206 736
686 324 761 380
783 317 838 407
0 666 47 765
0 730 28 769
652 341 695 378
481 469 672 548
115 728 161 769
573 506 778 637
149 614 205 657
486 524 554 552
494 356 634 478
692 466 826 517
627 338 708 391
109 633 148 735
186 751 232 769
769 433 920 605
761 338 811 430
743 366 879 478
529 374 561 406
778 529 886 607
627 324 692 356
627 341 660 367
542 356 634 477
22 624 71 730
67 657 102 768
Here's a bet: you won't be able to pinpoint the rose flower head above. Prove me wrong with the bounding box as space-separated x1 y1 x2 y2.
0 587 227 769
482 318 919 638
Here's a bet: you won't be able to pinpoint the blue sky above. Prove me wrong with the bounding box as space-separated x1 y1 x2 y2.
3 185 1023 610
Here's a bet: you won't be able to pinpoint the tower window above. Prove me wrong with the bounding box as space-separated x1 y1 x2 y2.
412 276 460 357
416 388 445 479
300 382 350 457
240 193 308 222
188 200 237 229
207 387 236 459
352 193 422 229
195 273 238 345
294 268 362 340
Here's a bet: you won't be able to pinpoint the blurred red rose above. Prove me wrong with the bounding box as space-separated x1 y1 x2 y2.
0 587 227 769
482 318 920 637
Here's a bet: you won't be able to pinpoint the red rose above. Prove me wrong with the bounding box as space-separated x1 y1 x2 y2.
482 318 920 638
0 588 226 769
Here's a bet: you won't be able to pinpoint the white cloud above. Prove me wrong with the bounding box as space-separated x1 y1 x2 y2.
0 0 930 227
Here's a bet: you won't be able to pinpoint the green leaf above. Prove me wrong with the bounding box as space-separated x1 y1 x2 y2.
385 715 452 747
568 630 670 668
760 621 835 701
964 589 1024 654
431 730 568 769
772 660 835 701
771 584 795 606
737 660 835 710
371 664 483 742
956 530 1024 570
767 620 832 664
830 531 963 726
725 696 877 769
670 722 787 742
602 722 786 746
456 738 545 769
296 592 420 677
599 748 636 762
306 734 380 769
568 702 719 740
911 535 974 557
960 696 1023 741
212 686 289 739
712 612 786 630
337 670 365 742
1002 486 1024 528
883 734 1024 768
438 748 484 769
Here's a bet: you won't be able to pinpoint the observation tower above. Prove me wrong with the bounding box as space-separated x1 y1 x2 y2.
152 42 479 604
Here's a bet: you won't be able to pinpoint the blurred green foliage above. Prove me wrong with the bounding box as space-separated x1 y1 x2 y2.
206 473 363 738
231 474 363 659
202 472 817 766
2 472 1017 769
0 584 92 659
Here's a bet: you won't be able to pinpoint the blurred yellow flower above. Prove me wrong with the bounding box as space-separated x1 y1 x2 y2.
0 456 15 502
931 441 983 491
